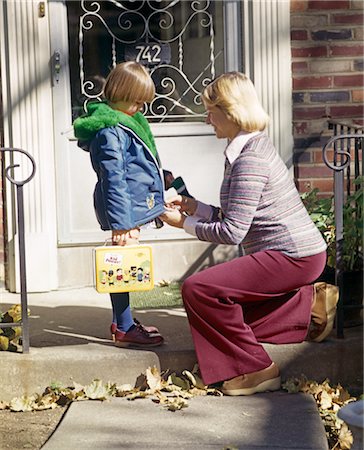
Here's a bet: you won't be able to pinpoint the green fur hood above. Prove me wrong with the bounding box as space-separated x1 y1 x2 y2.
73 101 158 159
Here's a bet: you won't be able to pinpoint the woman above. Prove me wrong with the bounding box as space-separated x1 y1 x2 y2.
161 72 337 395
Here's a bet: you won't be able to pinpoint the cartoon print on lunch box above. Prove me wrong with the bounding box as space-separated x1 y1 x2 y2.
94 245 154 293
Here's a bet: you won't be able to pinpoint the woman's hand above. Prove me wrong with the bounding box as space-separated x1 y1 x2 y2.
165 194 198 216
159 208 186 229
112 228 140 246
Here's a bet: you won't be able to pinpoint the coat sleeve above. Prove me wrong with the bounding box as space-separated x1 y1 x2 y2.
96 128 134 230
194 152 270 245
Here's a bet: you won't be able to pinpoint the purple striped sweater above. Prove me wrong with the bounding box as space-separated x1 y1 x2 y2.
188 132 327 258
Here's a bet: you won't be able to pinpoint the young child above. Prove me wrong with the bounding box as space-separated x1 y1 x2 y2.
73 61 168 348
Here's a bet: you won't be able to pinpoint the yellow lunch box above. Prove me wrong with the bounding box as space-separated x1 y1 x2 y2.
94 245 154 293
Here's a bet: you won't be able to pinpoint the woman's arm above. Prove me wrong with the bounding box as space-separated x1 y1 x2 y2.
193 153 269 245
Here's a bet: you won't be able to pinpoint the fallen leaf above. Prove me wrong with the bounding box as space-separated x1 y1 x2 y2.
337 423 353 449
320 390 333 410
146 366 163 393
84 379 111 400
9 395 35 412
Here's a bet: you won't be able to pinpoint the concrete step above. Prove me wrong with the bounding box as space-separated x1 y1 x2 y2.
42 393 329 450
0 302 362 401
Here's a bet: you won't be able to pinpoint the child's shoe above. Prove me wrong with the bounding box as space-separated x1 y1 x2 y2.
114 324 164 348
110 321 160 341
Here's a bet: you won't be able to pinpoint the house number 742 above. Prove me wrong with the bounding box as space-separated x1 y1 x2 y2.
135 45 162 64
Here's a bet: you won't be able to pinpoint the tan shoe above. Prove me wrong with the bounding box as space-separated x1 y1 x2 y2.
308 282 339 342
221 362 281 396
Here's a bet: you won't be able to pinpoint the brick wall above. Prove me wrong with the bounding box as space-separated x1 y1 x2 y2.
291 0 364 195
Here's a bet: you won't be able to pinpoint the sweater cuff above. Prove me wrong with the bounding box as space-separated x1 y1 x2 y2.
183 215 201 236
195 201 213 220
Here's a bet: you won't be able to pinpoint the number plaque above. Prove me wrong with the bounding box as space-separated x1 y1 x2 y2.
124 42 171 67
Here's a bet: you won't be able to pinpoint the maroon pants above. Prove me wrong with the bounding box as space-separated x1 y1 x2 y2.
181 250 327 385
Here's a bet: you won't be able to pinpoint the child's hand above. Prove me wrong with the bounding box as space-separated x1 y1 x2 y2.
165 195 198 216
112 228 140 246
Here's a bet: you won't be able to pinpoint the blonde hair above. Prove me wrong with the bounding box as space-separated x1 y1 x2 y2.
202 72 269 132
103 61 155 104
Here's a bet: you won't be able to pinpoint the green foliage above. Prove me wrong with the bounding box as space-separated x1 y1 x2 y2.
301 177 363 272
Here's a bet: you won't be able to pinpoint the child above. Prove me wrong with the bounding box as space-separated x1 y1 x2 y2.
73 61 168 348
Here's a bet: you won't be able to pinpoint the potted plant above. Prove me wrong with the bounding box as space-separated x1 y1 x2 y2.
301 177 363 326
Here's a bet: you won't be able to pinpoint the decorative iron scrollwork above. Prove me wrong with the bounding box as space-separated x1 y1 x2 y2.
77 0 220 120
322 134 362 172
0 147 36 186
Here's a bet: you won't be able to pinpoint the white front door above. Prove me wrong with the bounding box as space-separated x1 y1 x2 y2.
49 1 239 247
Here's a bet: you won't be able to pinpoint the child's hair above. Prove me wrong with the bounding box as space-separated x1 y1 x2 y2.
202 72 269 132
103 61 155 104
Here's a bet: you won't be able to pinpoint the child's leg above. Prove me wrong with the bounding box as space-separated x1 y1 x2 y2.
110 292 134 332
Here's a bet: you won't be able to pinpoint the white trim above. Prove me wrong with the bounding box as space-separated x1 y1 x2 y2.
223 0 242 72
0 0 58 292
247 0 293 165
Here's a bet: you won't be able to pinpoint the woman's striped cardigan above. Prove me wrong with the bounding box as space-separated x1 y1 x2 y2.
194 133 327 258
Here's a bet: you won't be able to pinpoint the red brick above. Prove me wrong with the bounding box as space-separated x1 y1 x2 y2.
296 179 314 193
291 46 327 58
291 30 308 40
330 45 364 57
294 122 309 135
352 90 364 102
293 107 327 120
329 104 364 117
296 165 333 178
334 74 364 87
308 0 349 9
314 149 335 163
292 61 309 73
293 76 332 89
311 178 335 193
291 0 308 12
332 13 364 24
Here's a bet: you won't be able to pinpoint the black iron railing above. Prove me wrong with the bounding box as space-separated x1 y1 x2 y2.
0 148 36 353
323 120 363 338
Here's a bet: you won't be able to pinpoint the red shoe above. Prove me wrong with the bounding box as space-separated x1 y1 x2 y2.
114 324 164 348
110 320 160 341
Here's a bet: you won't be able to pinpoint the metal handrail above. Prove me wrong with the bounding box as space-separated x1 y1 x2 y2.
322 123 363 338
0 147 36 353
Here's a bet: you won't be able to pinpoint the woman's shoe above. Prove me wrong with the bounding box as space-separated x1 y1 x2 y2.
110 320 160 341
308 282 339 342
114 324 164 348
221 363 281 396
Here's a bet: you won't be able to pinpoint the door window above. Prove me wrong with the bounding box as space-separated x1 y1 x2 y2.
67 0 225 123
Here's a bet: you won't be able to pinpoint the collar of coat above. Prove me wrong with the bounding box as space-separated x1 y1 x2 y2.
73 101 158 160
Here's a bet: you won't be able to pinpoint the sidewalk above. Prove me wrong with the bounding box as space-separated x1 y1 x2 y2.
1 287 363 449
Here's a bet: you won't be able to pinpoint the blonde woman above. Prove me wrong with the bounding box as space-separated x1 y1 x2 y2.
161 72 333 395
74 61 164 348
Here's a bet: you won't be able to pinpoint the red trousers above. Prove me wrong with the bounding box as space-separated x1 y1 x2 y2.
181 250 327 385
